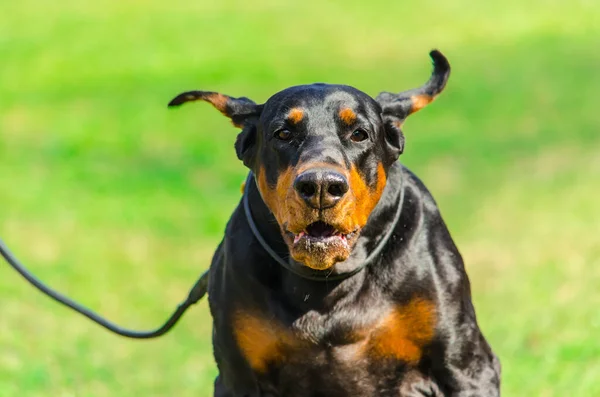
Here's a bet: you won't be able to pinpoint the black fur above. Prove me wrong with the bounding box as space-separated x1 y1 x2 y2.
170 50 500 396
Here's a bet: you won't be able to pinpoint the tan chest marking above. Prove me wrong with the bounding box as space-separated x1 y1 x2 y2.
367 298 437 364
233 299 436 372
233 311 302 373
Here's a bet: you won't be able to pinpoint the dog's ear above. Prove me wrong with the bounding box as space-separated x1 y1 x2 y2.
376 50 450 155
168 91 263 166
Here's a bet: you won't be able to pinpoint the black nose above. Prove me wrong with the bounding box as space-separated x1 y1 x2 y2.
293 169 349 209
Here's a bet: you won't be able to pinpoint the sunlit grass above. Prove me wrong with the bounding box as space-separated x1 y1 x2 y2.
1 1 599 396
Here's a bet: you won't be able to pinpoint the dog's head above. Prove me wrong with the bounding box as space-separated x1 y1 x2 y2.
169 50 450 271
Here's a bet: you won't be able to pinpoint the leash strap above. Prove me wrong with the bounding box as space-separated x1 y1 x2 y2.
1 170 402 335
243 171 405 282
0 238 208 339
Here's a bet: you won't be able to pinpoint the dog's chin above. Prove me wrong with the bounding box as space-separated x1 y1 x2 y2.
283 221 360 271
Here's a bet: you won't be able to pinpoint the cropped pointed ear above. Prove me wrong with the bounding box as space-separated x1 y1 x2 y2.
168 90 263 128
376 50 450 155
168 90 263 166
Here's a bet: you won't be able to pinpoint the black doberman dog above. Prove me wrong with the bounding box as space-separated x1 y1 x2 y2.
168 50 500 396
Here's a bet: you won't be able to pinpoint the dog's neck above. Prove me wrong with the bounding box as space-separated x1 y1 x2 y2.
244 163 405 311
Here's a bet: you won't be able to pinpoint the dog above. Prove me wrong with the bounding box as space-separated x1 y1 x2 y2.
168 50 501 396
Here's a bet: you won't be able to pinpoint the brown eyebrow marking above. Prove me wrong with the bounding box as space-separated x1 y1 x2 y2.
287 108 304 124
339 107 357 125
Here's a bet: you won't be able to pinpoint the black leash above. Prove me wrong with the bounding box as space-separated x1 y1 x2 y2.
0 238 209 339
243 171 405 282
1 171 402 337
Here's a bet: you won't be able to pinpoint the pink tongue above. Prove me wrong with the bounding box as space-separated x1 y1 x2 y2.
294 231 306 244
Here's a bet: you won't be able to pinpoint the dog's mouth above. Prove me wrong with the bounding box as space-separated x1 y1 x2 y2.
285 221 359 270
292 221 349 246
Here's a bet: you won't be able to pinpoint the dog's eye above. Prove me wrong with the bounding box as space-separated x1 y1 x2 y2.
275 129 292 141
350 129 369 142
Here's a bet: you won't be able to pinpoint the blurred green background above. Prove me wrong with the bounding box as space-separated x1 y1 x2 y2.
1 1 599 396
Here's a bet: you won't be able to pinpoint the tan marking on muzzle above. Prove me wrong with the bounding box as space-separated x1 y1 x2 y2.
257 166 297 228
328 162 387 232
256 162 387 270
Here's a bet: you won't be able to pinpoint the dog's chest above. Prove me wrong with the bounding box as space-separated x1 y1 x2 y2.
232 297 437 395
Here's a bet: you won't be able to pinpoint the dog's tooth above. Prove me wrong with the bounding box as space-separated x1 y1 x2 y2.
294 231 306 244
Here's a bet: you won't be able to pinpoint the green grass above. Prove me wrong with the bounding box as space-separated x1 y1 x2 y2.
1 1 599 395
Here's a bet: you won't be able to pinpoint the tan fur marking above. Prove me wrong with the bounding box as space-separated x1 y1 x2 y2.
410 94 435 114
207 92 229 113
257 166 296 227
234 312 285 373
334 163 387 231
204 93 244 127
233 311 303 373
287 108 304 124
368 298 436 364
240 180 246 194
256 162 386 271
339 107 357 125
